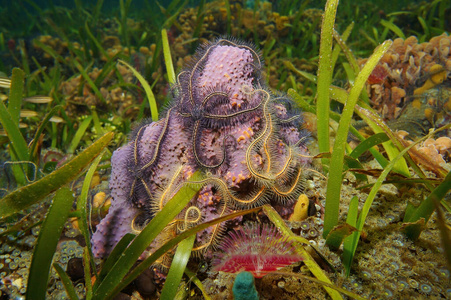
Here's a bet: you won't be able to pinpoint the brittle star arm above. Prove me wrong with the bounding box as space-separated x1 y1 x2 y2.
271 162 304 197
136 107 175 172
188 46 218 105
192 120 233 169
245 93 274 182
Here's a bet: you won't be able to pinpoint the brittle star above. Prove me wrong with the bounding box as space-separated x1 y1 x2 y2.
147 166 230 254
243 89 307 203
176 79 265 169
128 107 174 207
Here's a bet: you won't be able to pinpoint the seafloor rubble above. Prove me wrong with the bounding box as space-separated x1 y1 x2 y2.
363 34 451 138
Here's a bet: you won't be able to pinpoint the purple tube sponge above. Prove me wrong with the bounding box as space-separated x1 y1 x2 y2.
91 143 140 258
91 38 312 262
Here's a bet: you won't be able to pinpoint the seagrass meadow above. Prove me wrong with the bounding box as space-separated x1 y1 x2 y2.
0 0 451 299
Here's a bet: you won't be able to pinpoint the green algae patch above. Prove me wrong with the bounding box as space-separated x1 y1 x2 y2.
341 124 451 275
26 187 75 300
323 39 393 238
0 132 114 220
325 223 357 251
54 263 80 300
118 59 159 122
403 170 451 240
160 235 196 300
161 28 176 85
0 68 29 185
316 0 338 160
77 152 105 281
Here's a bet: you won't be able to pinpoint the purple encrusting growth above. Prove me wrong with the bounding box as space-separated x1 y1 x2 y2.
91 38 311 262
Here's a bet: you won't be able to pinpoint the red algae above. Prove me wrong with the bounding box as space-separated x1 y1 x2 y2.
367 64 389 85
